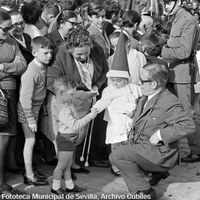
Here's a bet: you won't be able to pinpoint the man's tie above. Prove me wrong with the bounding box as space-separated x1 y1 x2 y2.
140 96 148 114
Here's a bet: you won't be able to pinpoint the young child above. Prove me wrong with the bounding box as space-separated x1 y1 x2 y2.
51 76 98 195
91 31 142 176
18 36 52 186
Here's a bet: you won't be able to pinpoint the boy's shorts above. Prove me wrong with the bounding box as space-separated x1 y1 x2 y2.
56 132 78 151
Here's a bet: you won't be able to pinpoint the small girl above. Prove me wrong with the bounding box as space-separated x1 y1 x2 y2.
51 76 98 195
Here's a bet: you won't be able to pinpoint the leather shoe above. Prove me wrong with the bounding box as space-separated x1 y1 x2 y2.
181 154 200 163
33 168 47 180
92 160 110 168
149 172 169 186
0 185 26 195
66 185 86 193
71 167 89 174
51 188 65 195
136 187 157 200
24 175 49 186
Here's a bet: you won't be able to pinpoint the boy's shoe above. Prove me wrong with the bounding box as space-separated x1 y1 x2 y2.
24 175 49 186
66 185 86 193
51 188 66 195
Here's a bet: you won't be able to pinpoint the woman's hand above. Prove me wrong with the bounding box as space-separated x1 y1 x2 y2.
29 123 37 133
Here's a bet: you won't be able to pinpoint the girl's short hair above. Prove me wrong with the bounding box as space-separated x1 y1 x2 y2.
65 26 93 50
57 10 77 28
31 36 51 51
53 76 77 94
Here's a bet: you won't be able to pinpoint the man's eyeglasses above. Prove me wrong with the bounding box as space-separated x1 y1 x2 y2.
0 25 13 33
140 79 153 84
67 21 79 27
12 21 25 28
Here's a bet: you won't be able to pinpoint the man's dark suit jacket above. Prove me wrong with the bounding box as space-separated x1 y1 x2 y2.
132 88 196 168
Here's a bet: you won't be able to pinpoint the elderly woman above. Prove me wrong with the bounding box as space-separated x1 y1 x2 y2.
0 8 26 194
45 26 108 173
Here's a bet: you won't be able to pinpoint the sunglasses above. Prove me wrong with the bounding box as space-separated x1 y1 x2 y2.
0 25 13 33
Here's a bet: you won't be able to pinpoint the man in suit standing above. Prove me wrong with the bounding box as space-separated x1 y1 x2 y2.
109 62 196 199
162 0 200 162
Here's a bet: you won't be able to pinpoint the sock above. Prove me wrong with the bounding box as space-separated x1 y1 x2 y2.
65 179 74 189
23 138 35 178
52 179 61 190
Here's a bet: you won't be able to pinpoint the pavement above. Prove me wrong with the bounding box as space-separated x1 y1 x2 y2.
1 138 200 200
2 157 200 200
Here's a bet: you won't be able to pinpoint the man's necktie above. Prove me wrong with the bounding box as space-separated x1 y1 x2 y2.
140 96 148 114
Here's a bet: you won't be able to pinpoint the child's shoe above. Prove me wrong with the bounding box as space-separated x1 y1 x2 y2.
51 188 66 195
24 175 49 186
65 185 86 193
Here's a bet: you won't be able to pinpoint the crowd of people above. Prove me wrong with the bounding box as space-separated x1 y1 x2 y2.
0 0 200 199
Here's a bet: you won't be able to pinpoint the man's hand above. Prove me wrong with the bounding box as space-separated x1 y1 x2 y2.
150 130 161 145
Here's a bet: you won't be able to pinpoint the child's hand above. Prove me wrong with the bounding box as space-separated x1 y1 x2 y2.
90 108 99 118
29 124 37 133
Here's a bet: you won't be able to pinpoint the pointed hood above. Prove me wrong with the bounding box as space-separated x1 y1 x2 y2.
106 30 130 78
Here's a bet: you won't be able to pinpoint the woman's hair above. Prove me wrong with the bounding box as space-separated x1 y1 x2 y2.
140 33 162 57
65 26 93 50
143 62 168 88
122 10 141 28
57 10 77 28
0 7 11 23
87 1 104 17
21 2 42 24
53 76 77 95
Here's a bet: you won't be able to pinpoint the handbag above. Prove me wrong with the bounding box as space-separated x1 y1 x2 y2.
0 89 8 127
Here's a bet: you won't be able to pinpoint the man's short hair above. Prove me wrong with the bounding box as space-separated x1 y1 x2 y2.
143 62 168 88
31 36 51 51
